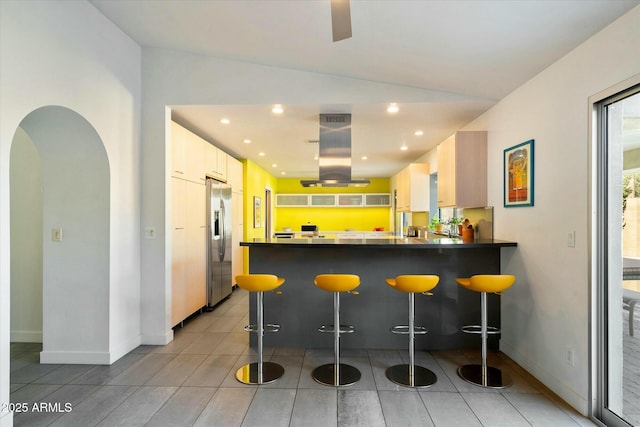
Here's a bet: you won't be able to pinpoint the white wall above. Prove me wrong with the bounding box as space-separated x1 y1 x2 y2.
0 1 141 425
10 128 43 343
463 6 640 414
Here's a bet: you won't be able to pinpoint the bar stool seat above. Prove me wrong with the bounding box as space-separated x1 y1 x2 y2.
313 274 361 386
386 275 439 387
235 274 285 385
456 274 515 388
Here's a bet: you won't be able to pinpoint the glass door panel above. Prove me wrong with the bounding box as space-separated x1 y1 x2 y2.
597 87 640 427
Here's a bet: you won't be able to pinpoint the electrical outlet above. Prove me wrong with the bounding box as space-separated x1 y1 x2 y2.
567 230 575 248
566 347 575 367
144 227 156 239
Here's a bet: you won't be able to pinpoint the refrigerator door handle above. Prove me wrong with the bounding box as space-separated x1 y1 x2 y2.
219 200 226 261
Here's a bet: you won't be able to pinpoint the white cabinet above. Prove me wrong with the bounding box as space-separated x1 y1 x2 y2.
171 177 206 327
310 194 336 206
365 194 391 206
437 131 487 208
227 157 243 193
171 122 188 178
276 194 309 207
337 194 363 207
396 163 430 212
205 143 228 181
277 193 391 208
170 121 242 325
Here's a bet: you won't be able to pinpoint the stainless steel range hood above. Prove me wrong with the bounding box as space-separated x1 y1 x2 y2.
300 114 370 187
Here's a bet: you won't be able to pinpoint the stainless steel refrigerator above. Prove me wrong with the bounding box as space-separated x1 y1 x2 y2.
206 177 232 308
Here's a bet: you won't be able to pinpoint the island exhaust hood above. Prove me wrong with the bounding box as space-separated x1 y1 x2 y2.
300 114 370 188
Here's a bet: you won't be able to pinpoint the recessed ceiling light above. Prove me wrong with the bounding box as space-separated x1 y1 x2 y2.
220 118 230 124
361 155 368 160
387 103 399 113
281 171 286 175
272 163 278 168
400 144 408 151
314 155 319 161
243 139 252 144
414 130 424 136
259 152 265 156
272 104 284 114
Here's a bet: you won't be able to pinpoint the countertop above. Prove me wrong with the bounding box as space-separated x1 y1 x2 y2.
241 237 517 249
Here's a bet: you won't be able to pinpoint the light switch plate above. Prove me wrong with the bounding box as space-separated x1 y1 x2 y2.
52 227 63 242
567 230 575 248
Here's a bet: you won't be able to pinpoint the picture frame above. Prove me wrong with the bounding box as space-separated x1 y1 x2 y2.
253 196 262 228
504 139 534 207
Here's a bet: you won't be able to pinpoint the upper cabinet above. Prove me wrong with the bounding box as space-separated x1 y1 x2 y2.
227 157 243 193
437 131 487 208
171 121 188 179
396 163 430 212
205 143 227 182
171 121 228 183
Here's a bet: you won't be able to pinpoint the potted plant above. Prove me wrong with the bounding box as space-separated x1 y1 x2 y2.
448 216 464 235
430 215 443 233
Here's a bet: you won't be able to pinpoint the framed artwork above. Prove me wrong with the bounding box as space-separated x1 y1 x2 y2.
504 139 534 207
254 196 261 228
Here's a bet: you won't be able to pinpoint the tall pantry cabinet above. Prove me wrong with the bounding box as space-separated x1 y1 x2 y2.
170 121 242 327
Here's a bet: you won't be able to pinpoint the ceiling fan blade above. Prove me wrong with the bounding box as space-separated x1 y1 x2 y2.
331 0 352 42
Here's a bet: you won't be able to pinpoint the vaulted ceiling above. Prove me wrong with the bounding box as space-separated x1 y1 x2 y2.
91 0 639 178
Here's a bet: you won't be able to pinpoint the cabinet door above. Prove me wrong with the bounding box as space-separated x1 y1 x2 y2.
186 134 206 184
171 178 187 326
396 167 410 211
227 157 243 192
171 122 187 178
186 182 206 314
437 135 456 207
408 163 430 211
216 150 228 181
204 142 218 179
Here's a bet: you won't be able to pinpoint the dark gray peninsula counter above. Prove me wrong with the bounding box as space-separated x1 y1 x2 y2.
240 237 517 350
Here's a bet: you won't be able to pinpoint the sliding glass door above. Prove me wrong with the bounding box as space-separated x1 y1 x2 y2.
594 84 640 427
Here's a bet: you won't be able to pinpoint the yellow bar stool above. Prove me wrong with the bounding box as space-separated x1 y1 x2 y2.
235 274 285 385
385 275 440 387
313 274 361 386
456 274 515 388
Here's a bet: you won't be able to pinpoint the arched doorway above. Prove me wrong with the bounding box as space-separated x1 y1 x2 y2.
10 106 110 363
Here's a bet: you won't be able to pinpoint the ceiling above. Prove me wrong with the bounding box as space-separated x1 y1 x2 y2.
91 0 639 179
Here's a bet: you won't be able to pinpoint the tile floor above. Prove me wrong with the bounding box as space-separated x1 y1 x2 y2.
10 287 597 426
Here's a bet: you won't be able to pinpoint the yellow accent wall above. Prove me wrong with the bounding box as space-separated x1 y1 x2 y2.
275 178 391 232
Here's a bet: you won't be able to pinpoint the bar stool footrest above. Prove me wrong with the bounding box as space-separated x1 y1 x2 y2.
318 324 355 334
390 325 427 335
461 325 500 335
243 323 280 333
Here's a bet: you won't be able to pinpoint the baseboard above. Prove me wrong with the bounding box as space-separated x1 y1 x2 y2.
10 330 42 342
40 350 111 365
501 341 589 415
140 329 173 346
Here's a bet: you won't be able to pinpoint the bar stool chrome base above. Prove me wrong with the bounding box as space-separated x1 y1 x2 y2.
458 364 511 389
312 363 361 387
386 364 437 388
236 361 285 385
